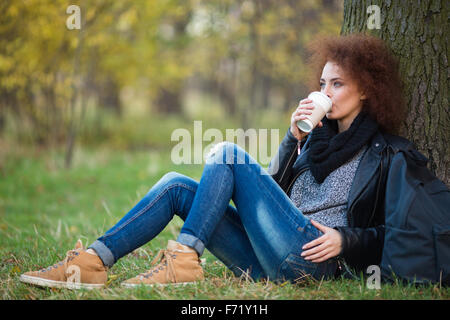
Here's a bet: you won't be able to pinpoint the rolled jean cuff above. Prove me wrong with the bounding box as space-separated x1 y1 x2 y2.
176 233 205 256
88 240 115 268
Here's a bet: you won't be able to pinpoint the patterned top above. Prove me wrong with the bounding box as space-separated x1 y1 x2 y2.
289 146 368 228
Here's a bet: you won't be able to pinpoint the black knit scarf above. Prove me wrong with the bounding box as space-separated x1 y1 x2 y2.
307 111 378 184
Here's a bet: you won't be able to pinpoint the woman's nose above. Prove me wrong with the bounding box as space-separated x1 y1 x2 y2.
321 84 332 98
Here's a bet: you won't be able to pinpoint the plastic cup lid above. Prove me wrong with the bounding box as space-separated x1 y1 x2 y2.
308 92 332 112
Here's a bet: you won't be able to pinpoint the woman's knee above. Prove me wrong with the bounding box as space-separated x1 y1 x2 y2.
161 171 185 182
206 142 248 165
151 171 192 193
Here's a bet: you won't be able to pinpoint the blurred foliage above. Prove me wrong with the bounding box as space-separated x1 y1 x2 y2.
0 0 342 152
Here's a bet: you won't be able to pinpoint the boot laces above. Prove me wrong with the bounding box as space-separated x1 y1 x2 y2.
39 249 80 273
140 249 177 282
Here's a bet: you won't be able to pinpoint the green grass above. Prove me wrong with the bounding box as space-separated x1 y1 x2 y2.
0 145 449 300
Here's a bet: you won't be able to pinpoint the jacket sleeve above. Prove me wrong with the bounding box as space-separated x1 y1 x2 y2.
334 225 385 271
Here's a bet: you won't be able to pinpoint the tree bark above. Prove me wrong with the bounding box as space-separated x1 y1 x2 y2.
341 0 449 185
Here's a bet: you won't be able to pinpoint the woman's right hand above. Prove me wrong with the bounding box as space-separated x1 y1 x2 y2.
290 98 323 141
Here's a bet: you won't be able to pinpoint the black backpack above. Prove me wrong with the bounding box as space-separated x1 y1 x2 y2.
381 137 450 286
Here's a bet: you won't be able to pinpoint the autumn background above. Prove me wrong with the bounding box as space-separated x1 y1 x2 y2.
0 0 342 161
0 0 448 300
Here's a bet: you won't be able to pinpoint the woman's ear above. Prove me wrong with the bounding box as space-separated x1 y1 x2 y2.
360 93 367 100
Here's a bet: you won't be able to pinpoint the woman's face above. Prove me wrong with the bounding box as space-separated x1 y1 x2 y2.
320 61 366 132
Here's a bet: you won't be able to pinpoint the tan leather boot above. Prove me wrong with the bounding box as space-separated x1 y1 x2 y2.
20 240 108 289
121 240 204 287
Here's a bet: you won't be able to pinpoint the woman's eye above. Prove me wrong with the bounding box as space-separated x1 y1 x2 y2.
334 82 342 87
319 82 325 88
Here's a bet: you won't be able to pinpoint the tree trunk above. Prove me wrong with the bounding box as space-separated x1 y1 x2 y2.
213 77 237 116
98 78 122 116
155 86 183 114
65 19 86 169
341 0 449 185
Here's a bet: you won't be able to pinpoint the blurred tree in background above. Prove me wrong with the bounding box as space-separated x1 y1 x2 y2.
0 0 343 166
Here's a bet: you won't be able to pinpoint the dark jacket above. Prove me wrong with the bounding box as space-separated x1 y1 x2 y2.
268 127 416 273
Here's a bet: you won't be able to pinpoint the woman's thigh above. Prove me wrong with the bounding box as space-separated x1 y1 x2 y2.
208 142 337 281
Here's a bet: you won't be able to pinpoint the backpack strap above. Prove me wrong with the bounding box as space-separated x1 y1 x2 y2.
383 133 429 167
382 133 415 153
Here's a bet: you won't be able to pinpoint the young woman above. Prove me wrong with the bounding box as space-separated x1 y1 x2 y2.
20 33 412 289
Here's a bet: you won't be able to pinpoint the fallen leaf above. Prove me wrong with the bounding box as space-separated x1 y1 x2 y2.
106 274 118 286
10 265 21 275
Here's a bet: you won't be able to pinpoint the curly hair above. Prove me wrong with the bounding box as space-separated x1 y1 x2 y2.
306 33 406 135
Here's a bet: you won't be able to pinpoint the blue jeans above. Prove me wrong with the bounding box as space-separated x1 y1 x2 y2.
89 142 337 282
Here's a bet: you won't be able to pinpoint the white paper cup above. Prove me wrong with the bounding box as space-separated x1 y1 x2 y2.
296 91 332 133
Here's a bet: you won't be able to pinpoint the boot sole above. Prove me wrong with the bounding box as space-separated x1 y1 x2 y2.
19 274 105 290
121 280 200 288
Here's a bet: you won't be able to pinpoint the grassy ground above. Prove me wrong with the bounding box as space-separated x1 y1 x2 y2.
0 144 449 300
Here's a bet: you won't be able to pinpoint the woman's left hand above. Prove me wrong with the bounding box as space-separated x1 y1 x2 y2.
301 220 342 263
